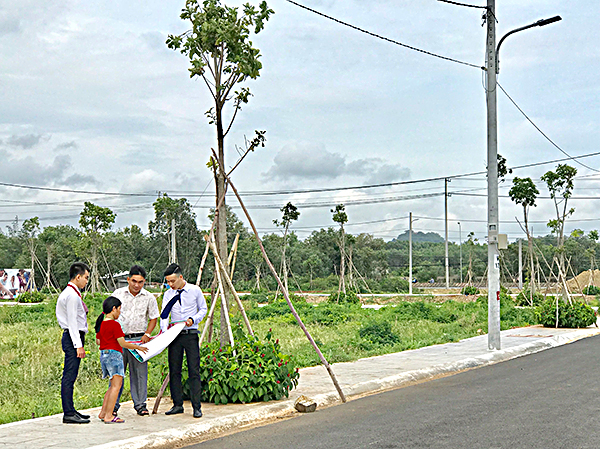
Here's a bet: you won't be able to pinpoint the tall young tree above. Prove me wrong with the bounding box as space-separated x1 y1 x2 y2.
509 177 539 304
541 164 577 301
167 0 273 345
273 202 300 294
79 202 116 293
21 217 40 290
331 204 348 295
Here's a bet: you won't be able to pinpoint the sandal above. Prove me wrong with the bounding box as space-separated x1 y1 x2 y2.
98 411 118 421
137 407 150 416
104 416 125 424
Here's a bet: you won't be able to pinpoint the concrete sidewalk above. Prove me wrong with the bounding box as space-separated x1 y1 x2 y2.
2 325 599 449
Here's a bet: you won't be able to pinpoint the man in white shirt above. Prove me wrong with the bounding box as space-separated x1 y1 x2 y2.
55 262 90 424
160 263 207 418
111 265 159 416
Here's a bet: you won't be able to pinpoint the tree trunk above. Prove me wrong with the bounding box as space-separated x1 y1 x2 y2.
215 105 230 347
45 244 52 289
339 226 346 294
523 206 535 306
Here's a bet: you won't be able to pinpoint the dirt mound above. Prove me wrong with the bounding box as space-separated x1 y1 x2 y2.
567 269 600 292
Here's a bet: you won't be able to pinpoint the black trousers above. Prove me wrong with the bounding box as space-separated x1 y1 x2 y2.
61 331 85 416
168 332 202 410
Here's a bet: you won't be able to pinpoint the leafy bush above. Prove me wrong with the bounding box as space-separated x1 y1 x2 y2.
583 285 600 295
359 320 400 346
515 284 544 306
393 301 458 323
327 291 359 304
461 286 479 296
536 298 597 328
197 325 300 404
17 291 46 303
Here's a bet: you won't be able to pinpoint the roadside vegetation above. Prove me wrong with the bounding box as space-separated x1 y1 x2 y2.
0 291 541 424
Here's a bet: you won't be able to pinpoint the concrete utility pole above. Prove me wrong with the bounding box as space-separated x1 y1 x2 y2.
409 212 413 295
445 178 450 289
486 3 561 350
485 0 501 350
170 219 177 264
518 239 523 290
458 222 462 284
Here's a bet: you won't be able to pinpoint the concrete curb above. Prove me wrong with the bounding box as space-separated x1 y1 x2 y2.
84 328 599 449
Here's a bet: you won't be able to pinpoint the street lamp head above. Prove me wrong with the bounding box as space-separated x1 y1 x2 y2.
536 16 562 27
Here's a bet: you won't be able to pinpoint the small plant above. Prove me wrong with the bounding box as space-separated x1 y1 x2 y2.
515 288 544 307
583 285 600 295
327 291 359 304
197 325 300 405
17 291 46 304
537 299 597 328
461 286 479 296
359 320 400 346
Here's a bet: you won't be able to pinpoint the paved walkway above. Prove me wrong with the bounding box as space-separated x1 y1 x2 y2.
2 325 599 449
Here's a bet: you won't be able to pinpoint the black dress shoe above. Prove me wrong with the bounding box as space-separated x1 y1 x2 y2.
165 405 184 415
193 408 203 418
75 411 90 419
63 414 90 424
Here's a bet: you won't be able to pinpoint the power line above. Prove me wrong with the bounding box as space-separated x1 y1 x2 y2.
497 82 600 173
284 0 483 70
437 0 487 9
2 151 600 203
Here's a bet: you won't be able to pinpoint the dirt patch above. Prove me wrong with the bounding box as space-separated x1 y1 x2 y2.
567 269 600 293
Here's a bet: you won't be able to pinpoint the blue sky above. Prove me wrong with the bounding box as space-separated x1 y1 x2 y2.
1 0 598 242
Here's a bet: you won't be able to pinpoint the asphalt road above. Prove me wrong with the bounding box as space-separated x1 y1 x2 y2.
189 335 600 449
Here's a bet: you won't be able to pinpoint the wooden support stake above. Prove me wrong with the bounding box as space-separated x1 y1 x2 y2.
196 240 211 286
199 285 221 345
214 251 235 348
229 233 240 279
225 173 347 403
205 233 254 336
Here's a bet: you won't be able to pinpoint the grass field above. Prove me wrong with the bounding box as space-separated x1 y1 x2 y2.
0 293 535 424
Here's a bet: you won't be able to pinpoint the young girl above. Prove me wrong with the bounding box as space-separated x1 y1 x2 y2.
95 296 148 423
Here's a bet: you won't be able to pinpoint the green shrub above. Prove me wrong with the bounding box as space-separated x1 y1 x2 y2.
359 320 400 346
375 276 409 293
583 285 600 295
327 291 359 304
461 286 479 296
536 298 597 328
515 284 544 306
197 325 300 404
17 291 46 303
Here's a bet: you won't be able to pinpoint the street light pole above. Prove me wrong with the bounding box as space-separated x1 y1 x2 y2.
486 3 562 350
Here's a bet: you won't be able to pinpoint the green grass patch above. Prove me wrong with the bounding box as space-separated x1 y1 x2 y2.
0 296 535 424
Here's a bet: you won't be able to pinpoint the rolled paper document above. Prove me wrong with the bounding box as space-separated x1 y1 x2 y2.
129 322 186 362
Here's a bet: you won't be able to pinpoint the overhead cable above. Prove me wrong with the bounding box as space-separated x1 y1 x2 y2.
497 82 600 173
284 0 483 70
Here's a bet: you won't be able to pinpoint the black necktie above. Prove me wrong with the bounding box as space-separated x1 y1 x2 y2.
160 289 184 319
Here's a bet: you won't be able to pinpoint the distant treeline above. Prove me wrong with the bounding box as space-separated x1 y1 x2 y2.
1 198 597 292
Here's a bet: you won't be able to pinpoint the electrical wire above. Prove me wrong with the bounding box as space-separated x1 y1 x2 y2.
284 0 484 70
497 82 600 173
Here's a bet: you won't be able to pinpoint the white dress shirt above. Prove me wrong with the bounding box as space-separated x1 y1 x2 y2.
56 283 88 348
112 286 159 335
160 282 207 333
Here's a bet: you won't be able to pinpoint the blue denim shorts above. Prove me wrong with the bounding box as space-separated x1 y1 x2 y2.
100 349 125 379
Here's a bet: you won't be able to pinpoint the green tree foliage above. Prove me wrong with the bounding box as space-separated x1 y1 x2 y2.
167 0 273 345
149 194 201 280
509 176 539 303
79 202 116 292
541 164 577 301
